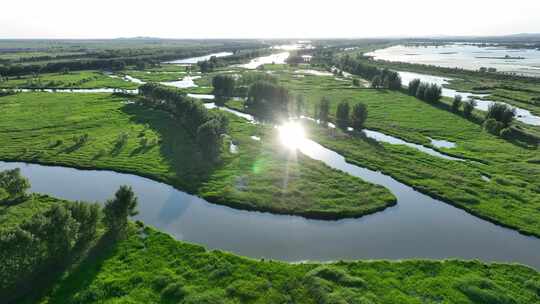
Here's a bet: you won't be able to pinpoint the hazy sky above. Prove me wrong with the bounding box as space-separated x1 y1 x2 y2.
2 0 540 39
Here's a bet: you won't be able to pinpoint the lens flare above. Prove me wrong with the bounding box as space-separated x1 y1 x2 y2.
278 121 306 149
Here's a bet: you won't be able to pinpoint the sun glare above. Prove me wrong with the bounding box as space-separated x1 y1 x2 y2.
278 121 306 149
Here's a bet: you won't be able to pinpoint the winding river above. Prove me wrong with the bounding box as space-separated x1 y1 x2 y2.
1 106 539 269
2 47 539 270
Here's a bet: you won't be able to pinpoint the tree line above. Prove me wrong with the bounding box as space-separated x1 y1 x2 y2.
407 79 442 103
0 46 264 77
138 83 228 161
0 170 139 302
315 97 368 131
334 55 402 90
408 78 518 138
246 81 291 121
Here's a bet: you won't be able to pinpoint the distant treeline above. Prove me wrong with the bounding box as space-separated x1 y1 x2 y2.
334 55 402 90
0 45 262 76
138 83 228 161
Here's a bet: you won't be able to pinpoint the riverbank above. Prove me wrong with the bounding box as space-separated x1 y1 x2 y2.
219 69 540 237
0 92 396 220
6 198 535 304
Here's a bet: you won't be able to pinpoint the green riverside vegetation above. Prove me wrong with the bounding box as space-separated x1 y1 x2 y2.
1 195 538 304
0 92 395 219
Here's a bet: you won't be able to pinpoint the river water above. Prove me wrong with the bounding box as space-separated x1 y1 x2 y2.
1 106 539 269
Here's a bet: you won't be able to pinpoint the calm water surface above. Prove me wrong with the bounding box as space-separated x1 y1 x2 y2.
367 44 540 77
1 147 539 269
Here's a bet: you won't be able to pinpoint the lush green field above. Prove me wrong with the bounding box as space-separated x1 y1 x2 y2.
216 66 540 236
1 196 535 304
0 71 138 89
31 224 540 304
0 92 395 219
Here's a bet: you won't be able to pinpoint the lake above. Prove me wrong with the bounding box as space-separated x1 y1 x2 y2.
367 44 540 77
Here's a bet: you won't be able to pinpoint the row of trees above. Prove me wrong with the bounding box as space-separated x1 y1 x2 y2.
407 79 443 103
0 173 139 301
0 45 265 76
139 83 228 161
246 81 291 121
315 97 368 130
335 55 402 90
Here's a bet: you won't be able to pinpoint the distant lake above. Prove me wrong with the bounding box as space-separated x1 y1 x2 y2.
367 44 540 77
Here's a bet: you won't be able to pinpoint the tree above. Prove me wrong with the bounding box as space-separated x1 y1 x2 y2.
295 94 305 117
408 79 421 96
336 101 350 130
463 99 477 118
212 75 235 98
318 97 331 127
371 75 382 88
0 168 30 201
104 186 139 237
350 103 368 131
483 118 505 135
196 118 225 162
352 78 360 86
246 81 290 120
452 95 463 112
486 102 516 127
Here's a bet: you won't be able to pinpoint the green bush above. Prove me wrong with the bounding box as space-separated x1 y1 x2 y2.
161 282 187 300
483 118 505 135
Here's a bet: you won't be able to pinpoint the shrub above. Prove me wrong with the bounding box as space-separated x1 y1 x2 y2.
500 128 513 139
483 118 504 135
336 101 350 130
452 95 463 112
161 282 187 300
408 79 421 96
350 103 368 131
486 102 516 127
463 99 477 118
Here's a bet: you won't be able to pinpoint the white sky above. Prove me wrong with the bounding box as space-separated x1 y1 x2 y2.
2 0 540 39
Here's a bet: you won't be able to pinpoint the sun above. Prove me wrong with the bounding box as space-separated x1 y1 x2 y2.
278 121 306 149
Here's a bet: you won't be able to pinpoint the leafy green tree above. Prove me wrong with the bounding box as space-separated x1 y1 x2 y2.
452 95 463 112
197 118 225 162
352 78 360 86
104 186 139 237
212 75 236 98
408 79 421 96
295 94 306 117
483 118 505 135
463 99 477 118
486 103 516 127
336 101 350 130
351 103 368 131
318 97 331 127
0 168 30 201
371 75 382 88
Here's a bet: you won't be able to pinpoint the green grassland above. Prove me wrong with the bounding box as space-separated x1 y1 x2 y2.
0 71 138 89
1 197 535 304
0 92 395 219
215 66 540 236
28 223 540 304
